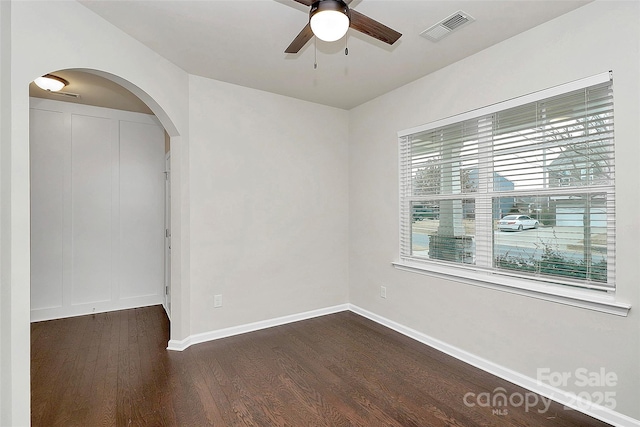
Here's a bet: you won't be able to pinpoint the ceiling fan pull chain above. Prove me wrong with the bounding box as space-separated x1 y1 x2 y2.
314 37 318 69
345 33 349 56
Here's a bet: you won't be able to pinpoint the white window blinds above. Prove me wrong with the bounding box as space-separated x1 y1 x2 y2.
399 72 615 290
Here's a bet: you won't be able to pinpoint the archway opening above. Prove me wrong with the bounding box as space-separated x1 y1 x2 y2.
29 69 173 322
28 68 180 424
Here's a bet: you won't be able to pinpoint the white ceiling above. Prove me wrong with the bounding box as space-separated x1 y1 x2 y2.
76 0 591 110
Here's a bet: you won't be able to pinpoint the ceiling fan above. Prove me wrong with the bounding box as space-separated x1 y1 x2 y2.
285 0 402 54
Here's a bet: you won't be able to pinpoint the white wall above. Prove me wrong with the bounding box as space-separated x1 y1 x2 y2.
30 99 166 321
187 75 349 335
349 1 639 421
0 1 9 424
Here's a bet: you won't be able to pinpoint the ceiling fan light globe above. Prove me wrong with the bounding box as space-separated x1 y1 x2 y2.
310 10 349 42
34 75 67 92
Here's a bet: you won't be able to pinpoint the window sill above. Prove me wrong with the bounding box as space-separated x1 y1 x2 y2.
392 260 631 317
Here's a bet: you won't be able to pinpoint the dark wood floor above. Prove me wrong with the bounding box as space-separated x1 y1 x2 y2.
31 305 611 427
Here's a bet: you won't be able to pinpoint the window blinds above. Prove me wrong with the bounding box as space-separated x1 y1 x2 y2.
399 73 615 290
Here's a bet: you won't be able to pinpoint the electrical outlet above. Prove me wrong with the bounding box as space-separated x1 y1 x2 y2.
214 294 223 308
380 286 387 299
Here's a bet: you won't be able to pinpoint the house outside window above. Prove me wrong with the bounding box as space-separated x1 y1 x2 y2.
398 72 615 291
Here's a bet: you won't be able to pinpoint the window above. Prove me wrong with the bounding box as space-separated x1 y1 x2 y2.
398 72 615 291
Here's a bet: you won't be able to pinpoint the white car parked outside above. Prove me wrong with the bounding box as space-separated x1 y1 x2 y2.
497 215 539 231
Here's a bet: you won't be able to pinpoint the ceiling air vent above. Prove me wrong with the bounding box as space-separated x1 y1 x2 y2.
420 11 475 42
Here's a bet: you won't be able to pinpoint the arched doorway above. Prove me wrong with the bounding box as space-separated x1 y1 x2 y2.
29 69 172 321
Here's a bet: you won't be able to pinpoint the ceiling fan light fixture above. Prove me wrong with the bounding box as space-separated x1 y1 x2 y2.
34 74 68 92
309 0 350 42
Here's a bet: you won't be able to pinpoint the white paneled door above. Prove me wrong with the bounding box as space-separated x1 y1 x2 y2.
30 98 166 321
164 152 171 318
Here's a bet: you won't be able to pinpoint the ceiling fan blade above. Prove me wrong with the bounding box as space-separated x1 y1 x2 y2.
349 9 402 46
292 0 314 6
285 23 314 54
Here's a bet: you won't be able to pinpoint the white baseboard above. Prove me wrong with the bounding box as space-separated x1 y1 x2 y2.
30 295 164 322
348 304 640 427
166 303 350 351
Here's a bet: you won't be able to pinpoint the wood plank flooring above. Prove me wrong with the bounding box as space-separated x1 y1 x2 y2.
31 305 611 426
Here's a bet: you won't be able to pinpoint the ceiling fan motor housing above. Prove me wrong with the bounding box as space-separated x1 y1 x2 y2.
285 0 400 53
310 0 351 23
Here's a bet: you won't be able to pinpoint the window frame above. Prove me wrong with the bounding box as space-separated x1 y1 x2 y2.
394 71 630 316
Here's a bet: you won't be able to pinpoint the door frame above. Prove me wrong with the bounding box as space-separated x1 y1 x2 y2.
164 150 171 318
